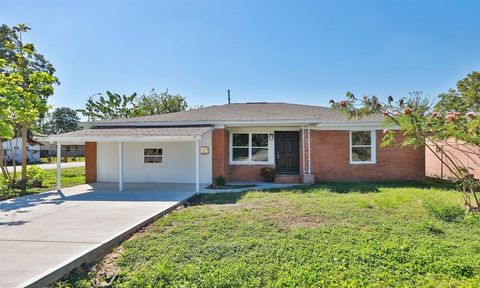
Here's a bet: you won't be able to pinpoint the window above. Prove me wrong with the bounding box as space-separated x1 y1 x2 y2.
144 148 163 164
350 131 376 164
231 133 269 163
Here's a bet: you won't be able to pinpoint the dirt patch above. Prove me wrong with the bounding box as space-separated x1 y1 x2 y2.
270 213 330 228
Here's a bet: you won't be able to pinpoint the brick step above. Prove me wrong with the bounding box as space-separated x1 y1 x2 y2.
274 174 301 184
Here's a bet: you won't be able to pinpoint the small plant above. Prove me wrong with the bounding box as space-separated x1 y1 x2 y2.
214 175 226 187
260 167 276 182
27 166 47 188
423 198 464 222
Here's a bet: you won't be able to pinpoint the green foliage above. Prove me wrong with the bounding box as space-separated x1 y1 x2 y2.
423 198 464 222
79 89 190 120
0 23 58 184
213 175 226 186
78 91 137 121
133 89 188 117
63 184 480 287
27 165 47 181
0 167 84 200
436 71 480 113
331 71 480 210
44 107 81 134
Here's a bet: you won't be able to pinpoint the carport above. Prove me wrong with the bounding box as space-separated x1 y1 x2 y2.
49 126 213 193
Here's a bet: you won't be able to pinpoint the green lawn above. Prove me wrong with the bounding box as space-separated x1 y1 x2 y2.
39 156 85 163
62 181 480 288
0 167 85 200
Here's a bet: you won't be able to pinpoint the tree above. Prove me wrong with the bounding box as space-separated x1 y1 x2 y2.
78 91 137 121
45 107 80 134
0 24 57 188
331 71 480 212
133 89 188 116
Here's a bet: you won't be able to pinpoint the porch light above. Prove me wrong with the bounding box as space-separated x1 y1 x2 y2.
200 146 209 155
269 134 274 141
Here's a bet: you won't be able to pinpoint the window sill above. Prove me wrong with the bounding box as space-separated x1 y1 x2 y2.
349 161 376 165
230 161 274 166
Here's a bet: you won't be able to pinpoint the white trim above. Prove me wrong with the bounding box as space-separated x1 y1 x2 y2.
349 130 376 165
118 142 123 192
307 127 311 174
229 132 272 165
195 139 200 193
93 119 319 127
56 142 61 191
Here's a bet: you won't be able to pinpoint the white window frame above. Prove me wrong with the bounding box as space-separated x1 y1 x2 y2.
143 147 166 165
349 130 376 164
230 132 271 165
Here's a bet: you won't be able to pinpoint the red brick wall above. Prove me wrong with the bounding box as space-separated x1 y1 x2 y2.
211 128 425 182
211 128 274 181
212 129 229 180
85 142 97 183
310 130 425 181
229 164 275 182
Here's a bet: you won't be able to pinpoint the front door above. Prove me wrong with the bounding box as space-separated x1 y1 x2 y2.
274 131 300 173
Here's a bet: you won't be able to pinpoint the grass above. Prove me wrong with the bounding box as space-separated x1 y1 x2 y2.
39 156 85 163
61 181 480 288
0 167 85 200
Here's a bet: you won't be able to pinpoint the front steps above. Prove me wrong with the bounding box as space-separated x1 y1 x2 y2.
274 174 301 184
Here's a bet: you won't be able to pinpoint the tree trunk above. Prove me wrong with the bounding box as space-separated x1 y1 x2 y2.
0 141 10 180
21 124 27 191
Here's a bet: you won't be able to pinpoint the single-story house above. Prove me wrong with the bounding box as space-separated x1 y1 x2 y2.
36 136 85 158
49 102 425 192
1 137 43 164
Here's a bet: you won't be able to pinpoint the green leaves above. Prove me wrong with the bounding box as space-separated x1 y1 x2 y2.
78 89 189 121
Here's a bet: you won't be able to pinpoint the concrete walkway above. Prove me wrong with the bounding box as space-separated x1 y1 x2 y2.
0 183 196 288
6 161 85 172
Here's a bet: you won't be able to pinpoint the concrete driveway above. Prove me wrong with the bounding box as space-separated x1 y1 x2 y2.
0 183 196 288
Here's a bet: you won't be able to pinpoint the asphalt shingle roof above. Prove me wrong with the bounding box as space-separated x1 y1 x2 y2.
96 102 382 124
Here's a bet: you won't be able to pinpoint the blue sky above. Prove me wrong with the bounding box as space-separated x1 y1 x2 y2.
2 0 479 110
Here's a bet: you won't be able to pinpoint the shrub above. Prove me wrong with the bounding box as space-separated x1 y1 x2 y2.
260 167 276 182
423 199 464 222
214 175 226 187
27 166 47 182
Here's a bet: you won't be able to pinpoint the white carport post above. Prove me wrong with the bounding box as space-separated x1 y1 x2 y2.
195 137 200 194
118 142 124 192
56 141 61 191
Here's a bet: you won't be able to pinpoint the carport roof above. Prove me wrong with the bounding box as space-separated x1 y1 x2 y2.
49 126 212 142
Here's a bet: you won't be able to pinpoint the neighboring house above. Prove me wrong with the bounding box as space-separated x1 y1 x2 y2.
1 137 43 164
426 139 480 179
50 103 425 192
36 136 85 158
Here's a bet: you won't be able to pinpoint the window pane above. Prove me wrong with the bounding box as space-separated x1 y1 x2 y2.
252 134 268 147
144 156 163 163
232 148 249 161
352 147 372 162
144 148 162 156
232 134 249 147
351 131 372 145
252 148 268 161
